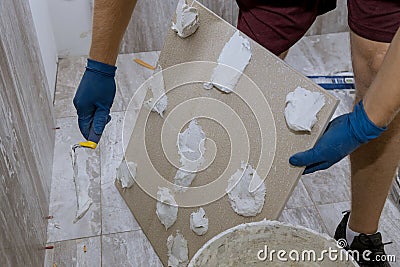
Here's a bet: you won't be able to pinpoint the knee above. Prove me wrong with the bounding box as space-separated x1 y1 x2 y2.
354 49 387 101
367 51 386 76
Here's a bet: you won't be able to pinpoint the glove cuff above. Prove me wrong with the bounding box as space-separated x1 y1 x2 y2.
86 58 117 77
350 101 387 143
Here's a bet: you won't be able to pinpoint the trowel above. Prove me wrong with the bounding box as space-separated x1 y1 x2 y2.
75 126 102 149
70 127 101 223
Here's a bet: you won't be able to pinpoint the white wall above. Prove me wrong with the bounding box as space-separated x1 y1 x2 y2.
47 0 93 58
28 0 58 101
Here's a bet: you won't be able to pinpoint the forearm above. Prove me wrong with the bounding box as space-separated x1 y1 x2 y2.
89 0 137 65
363 27 400 127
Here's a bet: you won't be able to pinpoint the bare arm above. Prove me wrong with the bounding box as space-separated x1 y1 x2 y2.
73 0 137 143
363 27 400 127
89 0 137 65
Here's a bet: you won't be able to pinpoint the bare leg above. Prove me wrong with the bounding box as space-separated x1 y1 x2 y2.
89 0 137 65
349 30 399 234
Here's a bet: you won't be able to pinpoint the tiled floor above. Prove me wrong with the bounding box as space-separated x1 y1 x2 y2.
45 33 400 266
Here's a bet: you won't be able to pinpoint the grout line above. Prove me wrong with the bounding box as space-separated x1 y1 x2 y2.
99 135 103 266
300 176 334 235
102 228 143 238
47 234 102 244
53 61 60 106
284 180 316 209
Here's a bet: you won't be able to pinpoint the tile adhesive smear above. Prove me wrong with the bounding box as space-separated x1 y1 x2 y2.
204 30 252 93
226 162 266 217
145 64 168 117
70 144 95 223
171 0 199 38
190 207 208 236
173 119 206 192
167 231 189 267
156 187 178 230
116 158 137 189
285 86 325 132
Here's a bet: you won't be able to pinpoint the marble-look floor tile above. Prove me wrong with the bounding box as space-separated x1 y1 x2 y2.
54 84 78 119
316 200 400 265
232 0 239 27
102 230 163 267
329 89 355 118
56 56 87 88
315 201 351 237
120 0 178 53
101 181 141 235
302 157 351 205
54 52 160 118
198 0 236 26
47 117 101 243
45 236 101 267
100 112 142 234
284 180 314 209
285 32 352 76
115 51 160 111
279 206 328 234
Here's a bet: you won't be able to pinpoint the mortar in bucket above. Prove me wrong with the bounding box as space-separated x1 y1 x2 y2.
188 220 358 266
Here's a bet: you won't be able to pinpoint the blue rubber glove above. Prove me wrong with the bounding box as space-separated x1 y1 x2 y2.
73 59 117 143
289 101 386 174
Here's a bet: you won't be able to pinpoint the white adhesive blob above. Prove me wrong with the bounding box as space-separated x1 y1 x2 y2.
190 207 208 236
156 187 178 230
171 0 199 38
71 146 94 223
167 231 189 267
285 86 326 132
174 119 206 191
226 162 266 217
145 65 168 117
115 159 137 189
207 31 252 93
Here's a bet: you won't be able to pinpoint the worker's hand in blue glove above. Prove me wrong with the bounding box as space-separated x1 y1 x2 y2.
73 59 117 143
289 101 386 174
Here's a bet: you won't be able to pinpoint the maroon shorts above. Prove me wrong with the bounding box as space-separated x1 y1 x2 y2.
236 0 400 55
348 0 400 43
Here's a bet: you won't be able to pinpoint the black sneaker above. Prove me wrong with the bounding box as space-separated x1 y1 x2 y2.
334 211 392 266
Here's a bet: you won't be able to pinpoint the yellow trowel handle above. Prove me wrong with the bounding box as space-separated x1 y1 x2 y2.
79 127 101 149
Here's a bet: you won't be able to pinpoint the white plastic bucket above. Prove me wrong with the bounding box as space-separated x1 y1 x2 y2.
189 220 358 266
